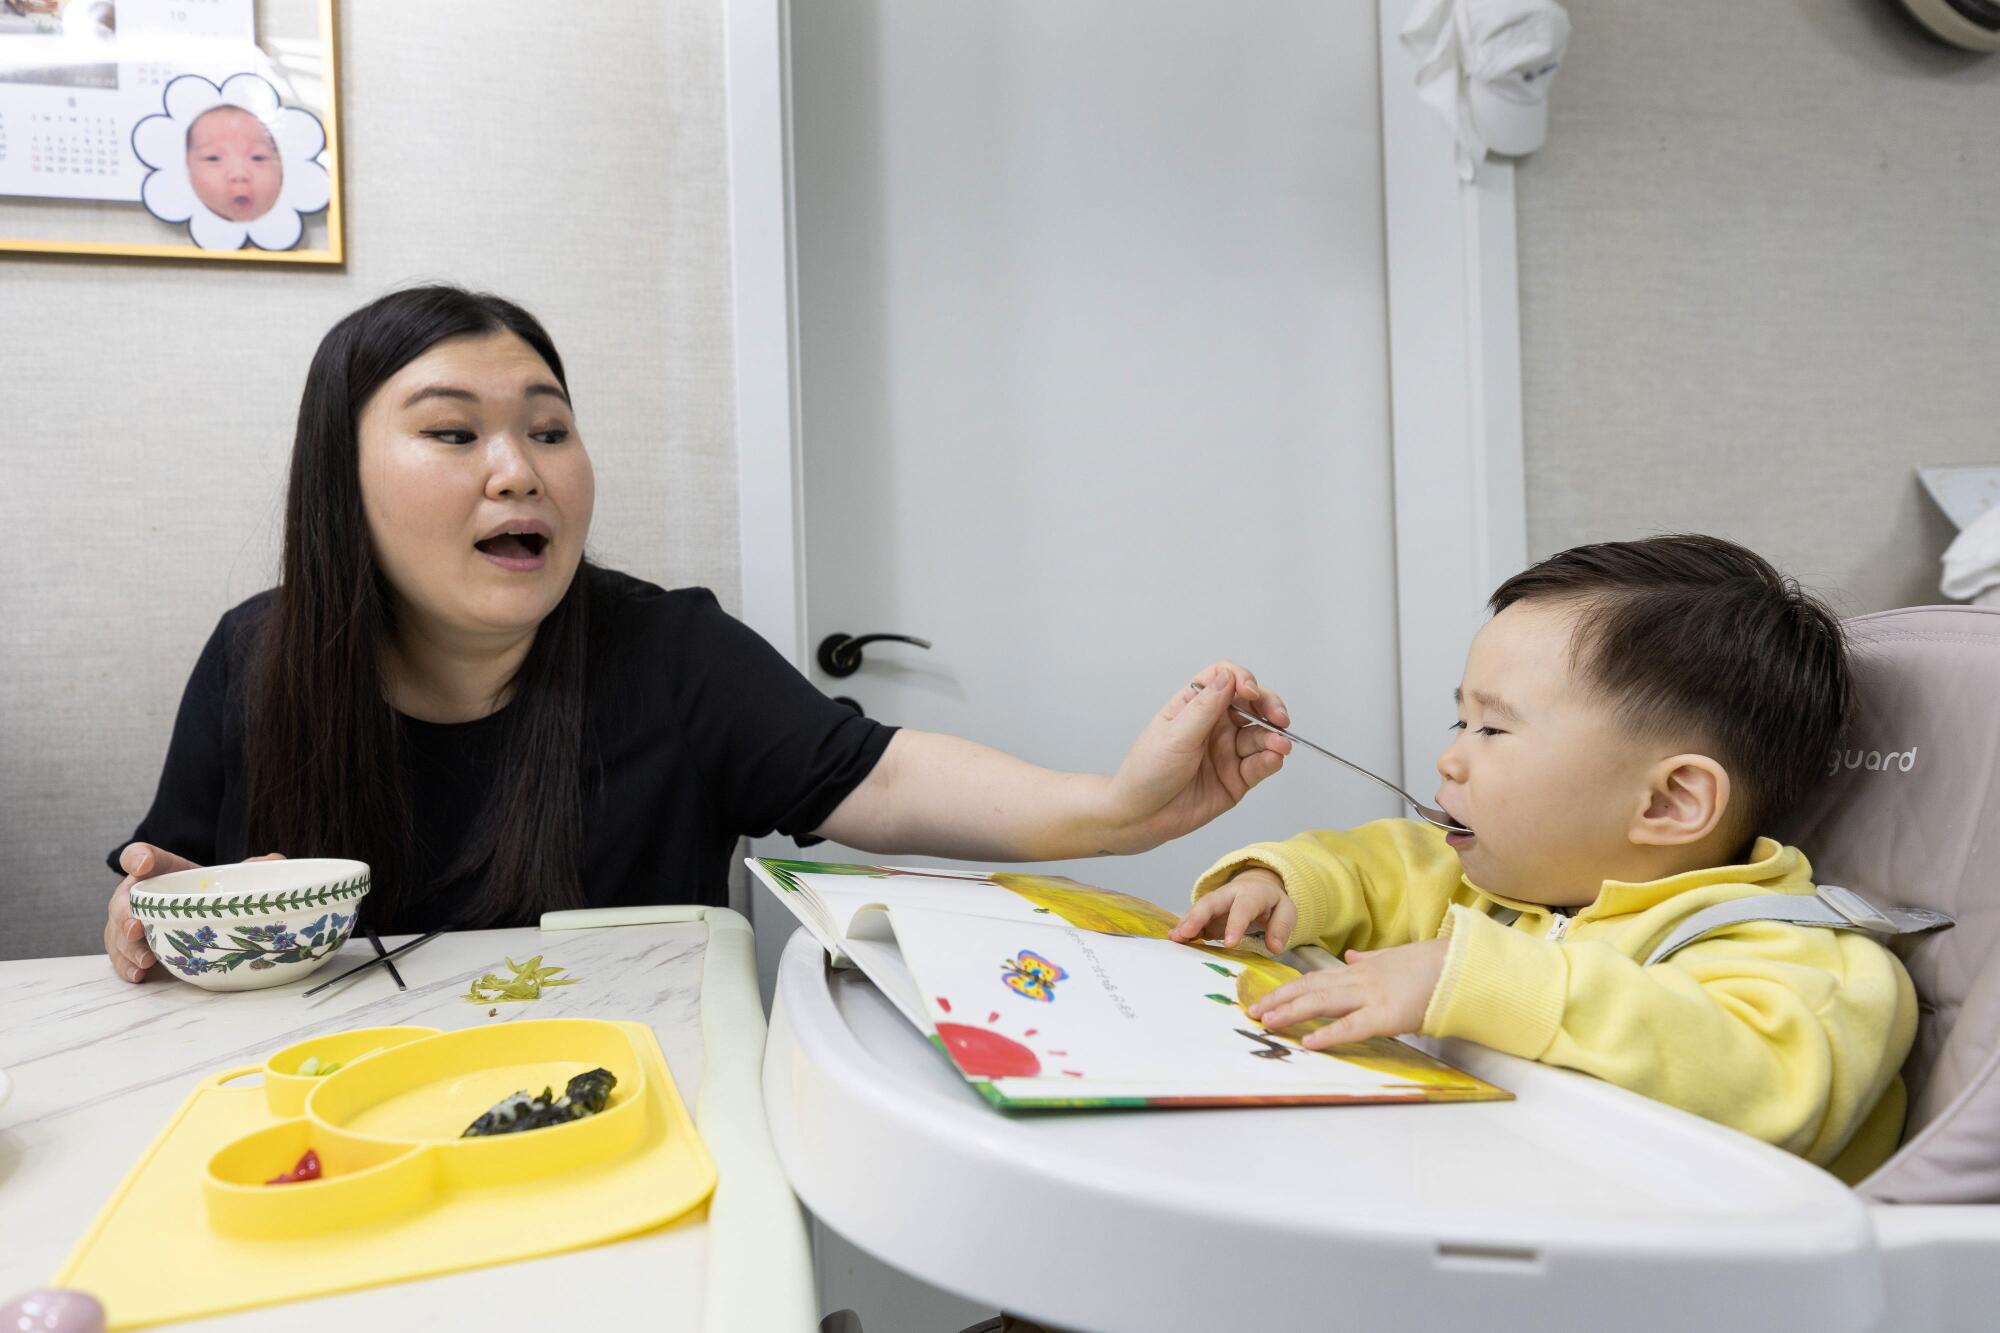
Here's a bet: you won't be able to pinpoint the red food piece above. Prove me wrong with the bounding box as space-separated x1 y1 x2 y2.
265 1149 322 1185
935 1022 1040 1078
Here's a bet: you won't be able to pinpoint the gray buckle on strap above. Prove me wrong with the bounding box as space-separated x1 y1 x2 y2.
1817 883 1954 936
1644 885 1954 967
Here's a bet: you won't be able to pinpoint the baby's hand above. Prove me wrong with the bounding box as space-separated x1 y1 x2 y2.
1247 938 1449 1049
1169 867 1296 953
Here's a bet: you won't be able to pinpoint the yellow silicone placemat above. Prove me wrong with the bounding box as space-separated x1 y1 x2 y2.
54 1020 715 1330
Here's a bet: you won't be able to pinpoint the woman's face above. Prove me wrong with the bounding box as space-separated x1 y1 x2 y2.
186 106 283 221
356 330 595 643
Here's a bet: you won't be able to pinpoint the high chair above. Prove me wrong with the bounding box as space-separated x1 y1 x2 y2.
1776 603 2000 1327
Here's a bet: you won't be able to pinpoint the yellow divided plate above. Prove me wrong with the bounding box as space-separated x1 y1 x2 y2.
55 1018 716 1330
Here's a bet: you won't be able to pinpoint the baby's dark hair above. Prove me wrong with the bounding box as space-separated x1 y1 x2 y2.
1488 534 1850 837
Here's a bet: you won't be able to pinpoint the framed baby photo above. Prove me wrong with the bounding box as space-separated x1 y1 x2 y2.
0 0 343 264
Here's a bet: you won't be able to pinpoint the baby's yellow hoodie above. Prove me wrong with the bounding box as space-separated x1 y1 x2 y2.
1194 820 1918 1181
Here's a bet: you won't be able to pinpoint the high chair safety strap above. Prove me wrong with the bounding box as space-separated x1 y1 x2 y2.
1643 885 1954 967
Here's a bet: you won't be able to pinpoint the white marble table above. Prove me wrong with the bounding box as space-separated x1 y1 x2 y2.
0 922 721 1329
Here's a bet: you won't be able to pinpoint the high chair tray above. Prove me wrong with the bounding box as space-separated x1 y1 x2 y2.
56 1017 716 1331
766 930 1884 1333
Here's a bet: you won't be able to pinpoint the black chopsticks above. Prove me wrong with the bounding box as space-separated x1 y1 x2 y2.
304 927 445 997
365 924 406 990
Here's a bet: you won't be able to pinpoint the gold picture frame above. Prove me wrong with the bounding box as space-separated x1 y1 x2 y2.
0 0 343 264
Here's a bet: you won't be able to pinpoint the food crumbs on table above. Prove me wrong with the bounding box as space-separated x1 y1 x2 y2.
459 953 582 1004
296 1046 382 1076
461 1068 618 1137
265 1149 322 1184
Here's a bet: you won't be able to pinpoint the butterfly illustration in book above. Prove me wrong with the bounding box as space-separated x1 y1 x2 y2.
1000 949 1069 1002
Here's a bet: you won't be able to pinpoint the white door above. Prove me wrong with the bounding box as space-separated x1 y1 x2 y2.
783 0 1402 896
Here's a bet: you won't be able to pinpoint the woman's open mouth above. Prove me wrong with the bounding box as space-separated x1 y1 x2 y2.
474 529 550 571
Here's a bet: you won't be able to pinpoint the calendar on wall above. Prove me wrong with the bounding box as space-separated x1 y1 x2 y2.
0 103 129 199
0 0 343 263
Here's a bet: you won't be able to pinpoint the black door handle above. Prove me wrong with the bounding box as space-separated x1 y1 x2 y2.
817 632 933 679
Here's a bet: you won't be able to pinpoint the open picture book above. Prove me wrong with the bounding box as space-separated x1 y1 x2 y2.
748 857 1509 1111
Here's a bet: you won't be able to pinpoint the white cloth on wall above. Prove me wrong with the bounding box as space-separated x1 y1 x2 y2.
1402 0 1572 181
1941 503 2000 608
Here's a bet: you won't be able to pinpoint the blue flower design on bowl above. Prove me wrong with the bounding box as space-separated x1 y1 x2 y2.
155 913 353 982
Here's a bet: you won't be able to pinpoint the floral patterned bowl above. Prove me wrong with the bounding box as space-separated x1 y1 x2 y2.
129 858 370 992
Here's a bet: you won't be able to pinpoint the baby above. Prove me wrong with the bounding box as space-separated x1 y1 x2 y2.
1171 534 1917 1181
186 104 282 222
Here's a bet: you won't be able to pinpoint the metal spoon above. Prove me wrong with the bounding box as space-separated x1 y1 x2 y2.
1229 703 1473 835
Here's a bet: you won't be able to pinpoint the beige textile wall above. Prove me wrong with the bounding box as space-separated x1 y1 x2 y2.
1 1 738 960
1517 0 2000 614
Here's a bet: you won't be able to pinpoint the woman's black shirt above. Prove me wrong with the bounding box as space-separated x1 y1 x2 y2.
108 568 895 933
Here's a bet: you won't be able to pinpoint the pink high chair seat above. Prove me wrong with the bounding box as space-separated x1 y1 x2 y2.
1778 604 2000 1204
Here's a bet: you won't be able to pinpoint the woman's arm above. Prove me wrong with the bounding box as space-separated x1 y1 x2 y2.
815 662 1289 861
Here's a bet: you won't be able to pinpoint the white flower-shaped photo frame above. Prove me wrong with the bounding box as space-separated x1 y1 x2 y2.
132 72 331 252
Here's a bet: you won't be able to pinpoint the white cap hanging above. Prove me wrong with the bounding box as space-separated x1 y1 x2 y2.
1403 0 1572 181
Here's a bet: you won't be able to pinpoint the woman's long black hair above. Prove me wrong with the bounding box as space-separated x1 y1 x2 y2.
244 286 592 928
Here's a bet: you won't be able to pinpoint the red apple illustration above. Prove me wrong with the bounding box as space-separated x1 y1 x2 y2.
935 1022 1042 1078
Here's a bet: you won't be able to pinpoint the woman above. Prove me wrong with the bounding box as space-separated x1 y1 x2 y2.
102 286 1291 981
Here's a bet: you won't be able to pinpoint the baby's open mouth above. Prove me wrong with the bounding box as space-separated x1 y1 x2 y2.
475 532 548 559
